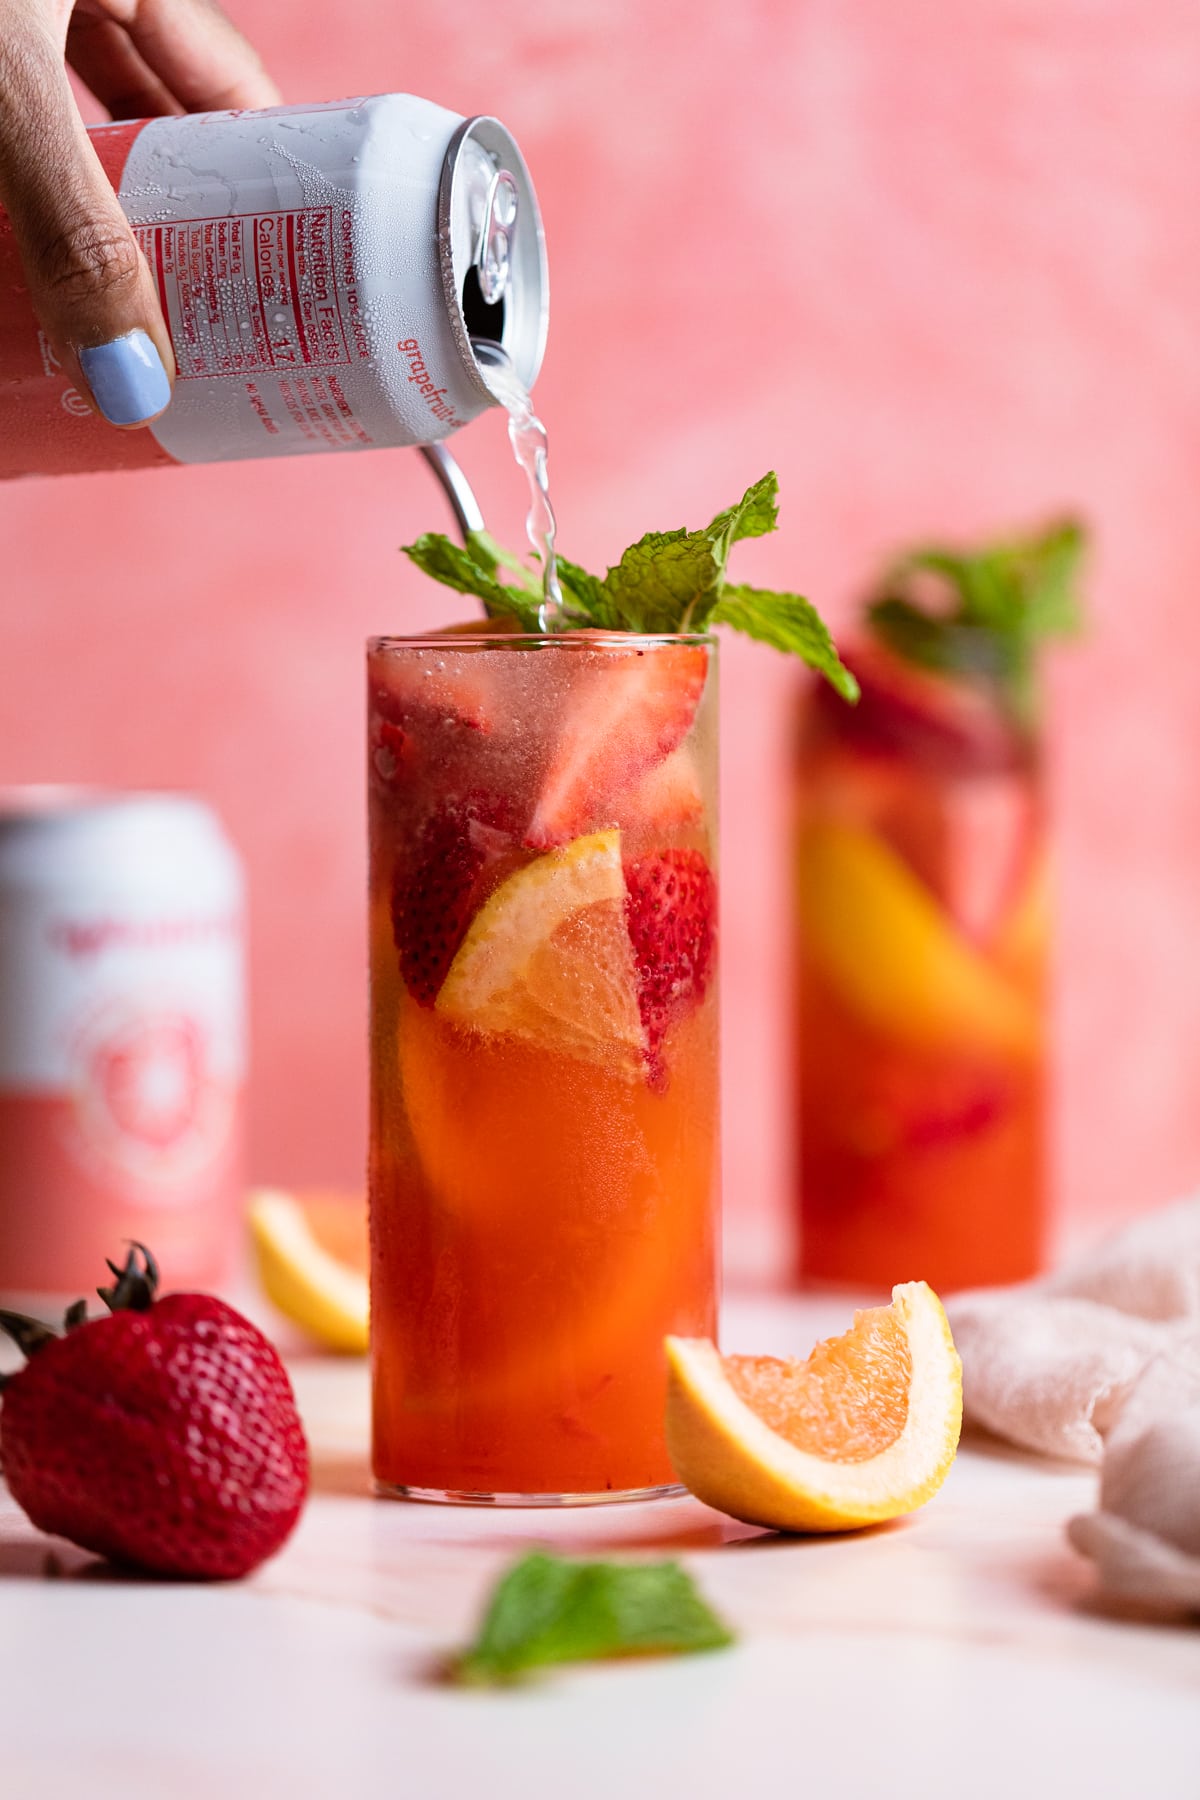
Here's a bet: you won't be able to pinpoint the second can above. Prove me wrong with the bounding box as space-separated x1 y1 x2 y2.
0 790 245 1306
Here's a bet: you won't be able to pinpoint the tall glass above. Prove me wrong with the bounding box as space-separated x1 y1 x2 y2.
794 636 1046 1294
368 633 719 1502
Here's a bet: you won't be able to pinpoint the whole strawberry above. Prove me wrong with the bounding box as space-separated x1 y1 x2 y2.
0 1244 309 1580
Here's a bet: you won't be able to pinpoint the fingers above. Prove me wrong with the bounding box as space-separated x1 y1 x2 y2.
66 13 182 122
0 31 174 426
0 0 279 433
102 0 281 114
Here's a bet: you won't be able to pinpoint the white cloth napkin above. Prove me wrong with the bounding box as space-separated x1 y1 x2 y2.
946 1195 1200 1613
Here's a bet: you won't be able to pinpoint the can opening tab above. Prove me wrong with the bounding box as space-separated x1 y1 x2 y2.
474 169 519 306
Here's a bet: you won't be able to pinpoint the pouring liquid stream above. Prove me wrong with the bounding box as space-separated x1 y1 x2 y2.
472 340 563 631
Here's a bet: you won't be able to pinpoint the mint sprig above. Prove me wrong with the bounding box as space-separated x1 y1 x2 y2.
402 472 858 701
866 518 1086 723
451 1550 734 1686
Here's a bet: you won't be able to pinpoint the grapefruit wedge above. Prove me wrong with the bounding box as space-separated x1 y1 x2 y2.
435 828 646 1074
248 1188 369 1354
665 1282 962 1532
800 820 1038 1062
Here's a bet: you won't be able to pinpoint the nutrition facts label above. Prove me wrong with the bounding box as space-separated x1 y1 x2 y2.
135 207 353 381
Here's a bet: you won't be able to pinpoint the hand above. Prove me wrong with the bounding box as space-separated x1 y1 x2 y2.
0 0 279 427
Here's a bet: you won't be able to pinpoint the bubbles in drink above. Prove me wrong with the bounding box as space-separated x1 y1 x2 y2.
472 340 563 632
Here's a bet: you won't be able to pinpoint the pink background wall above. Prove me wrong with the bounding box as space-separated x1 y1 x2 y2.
5 0 1200 1279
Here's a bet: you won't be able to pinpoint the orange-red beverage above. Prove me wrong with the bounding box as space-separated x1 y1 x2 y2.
795 637 1047 1293
368 632 719 1501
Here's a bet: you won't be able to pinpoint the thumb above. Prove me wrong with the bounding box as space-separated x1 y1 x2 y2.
0 34 174 427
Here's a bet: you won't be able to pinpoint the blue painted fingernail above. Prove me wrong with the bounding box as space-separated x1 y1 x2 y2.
78 330 171 426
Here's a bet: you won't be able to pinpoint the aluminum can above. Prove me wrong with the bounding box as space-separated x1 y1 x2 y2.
0 93 548 478
0 791 246 1305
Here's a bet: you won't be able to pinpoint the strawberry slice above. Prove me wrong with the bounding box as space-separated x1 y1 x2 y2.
624 849 717 1081
628 743 705 832
527 645 708 848
391 794 517 1005
369 717 411 789
371 655 497 739
940 773 1038 945
810 636 1022 775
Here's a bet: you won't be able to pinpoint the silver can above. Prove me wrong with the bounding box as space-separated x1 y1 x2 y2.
0 790 246 1305
0 93 548 478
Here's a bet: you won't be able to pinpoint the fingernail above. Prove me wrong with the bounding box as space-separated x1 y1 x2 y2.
78 330 171 426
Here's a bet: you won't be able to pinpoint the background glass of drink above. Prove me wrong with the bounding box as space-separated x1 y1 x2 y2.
794 633 1047 1293
368 631 719 1502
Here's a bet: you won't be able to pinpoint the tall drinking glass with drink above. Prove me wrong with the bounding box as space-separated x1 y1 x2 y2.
369 630 720 1499
794 522 1084 1293
369 472 855 1501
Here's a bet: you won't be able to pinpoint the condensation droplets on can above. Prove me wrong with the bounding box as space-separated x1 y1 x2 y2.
0 93 548 478
0 790 246 1307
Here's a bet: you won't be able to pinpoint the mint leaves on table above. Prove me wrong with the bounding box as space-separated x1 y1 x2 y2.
866 518 1086 724
402 472 859 701
451 1549 735 1686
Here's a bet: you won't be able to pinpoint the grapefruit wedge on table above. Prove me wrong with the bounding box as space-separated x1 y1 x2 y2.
666 1282 962 1531
248 1189 369 1354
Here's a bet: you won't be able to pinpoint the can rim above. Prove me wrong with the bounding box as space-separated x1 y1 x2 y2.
437 115 549 405
0 786 221 825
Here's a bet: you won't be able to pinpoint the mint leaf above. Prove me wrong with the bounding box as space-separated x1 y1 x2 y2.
452 1550 734 1686
600 473 780 634
867 517 1085 724
1012 520 1086 638
704 469 779 560
399 470 857 696
601 527 719 634
554 553 612 622
402 533 541 630
467 529 542 597
714 584 860 701
403 534 604 628
867 598 1015 684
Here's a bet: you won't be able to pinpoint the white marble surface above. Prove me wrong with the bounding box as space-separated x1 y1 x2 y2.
2 1293 1196 1799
